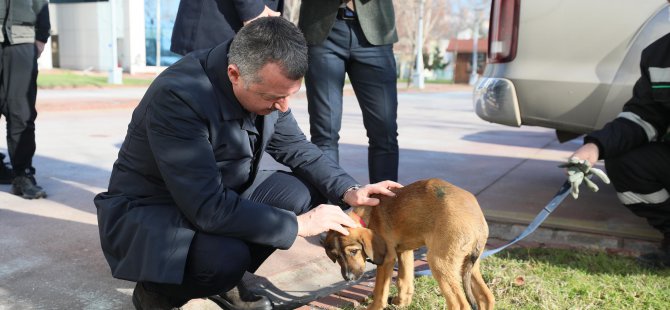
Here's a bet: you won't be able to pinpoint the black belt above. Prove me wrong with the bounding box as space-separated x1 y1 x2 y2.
337 7 357 20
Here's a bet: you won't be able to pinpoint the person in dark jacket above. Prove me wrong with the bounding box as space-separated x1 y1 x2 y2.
95 17 401 310
170 0 281 56
566 32 670 268
298 0 400 183
0 0 49 198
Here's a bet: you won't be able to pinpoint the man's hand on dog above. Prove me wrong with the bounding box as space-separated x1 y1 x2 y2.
296 181 403 237
343 180 403 207
297 204 359 237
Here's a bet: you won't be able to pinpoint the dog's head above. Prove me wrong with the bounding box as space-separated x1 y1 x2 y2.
322 227 387 281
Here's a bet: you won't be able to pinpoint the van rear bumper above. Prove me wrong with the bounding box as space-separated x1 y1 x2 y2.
473 77 522 127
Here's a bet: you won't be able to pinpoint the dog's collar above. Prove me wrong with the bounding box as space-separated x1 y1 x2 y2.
350 213 367 228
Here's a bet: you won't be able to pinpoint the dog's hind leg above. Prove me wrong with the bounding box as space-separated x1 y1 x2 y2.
470 259 495 310
428 254 470 310
391 250 415 306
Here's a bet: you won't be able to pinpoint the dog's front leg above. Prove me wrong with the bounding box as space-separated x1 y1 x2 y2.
392 250 415 307
367 257 396 310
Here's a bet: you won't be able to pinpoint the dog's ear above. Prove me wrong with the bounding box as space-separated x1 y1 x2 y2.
322 232 339 263
358 228 387 265
325 248 338 263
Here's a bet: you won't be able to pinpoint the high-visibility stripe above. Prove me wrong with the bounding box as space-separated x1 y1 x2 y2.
652 85 670 89
649 67 670 83
617 111 657 141
617 188 670 205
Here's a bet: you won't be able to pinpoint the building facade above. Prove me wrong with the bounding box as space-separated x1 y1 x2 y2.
43 0 180 74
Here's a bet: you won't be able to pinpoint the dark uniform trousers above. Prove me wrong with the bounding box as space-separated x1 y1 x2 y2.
0 42 38 176
605 142 670 238
305 16 399 183
142 170 326 306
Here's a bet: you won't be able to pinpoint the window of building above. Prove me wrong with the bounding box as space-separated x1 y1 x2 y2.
144 0 181 66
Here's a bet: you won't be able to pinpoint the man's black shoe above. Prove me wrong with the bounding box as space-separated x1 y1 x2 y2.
11 175 47 199
132 283 182 310
0 154 12 184
638 234 670 269
210 283 273 310
637 250 670 269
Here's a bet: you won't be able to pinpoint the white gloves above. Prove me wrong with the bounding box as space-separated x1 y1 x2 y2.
559 157 611 199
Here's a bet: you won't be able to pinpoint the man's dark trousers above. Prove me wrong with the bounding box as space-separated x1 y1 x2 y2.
141 170 326 306
0 42 38 176
605 142 670 236
305 18 399 183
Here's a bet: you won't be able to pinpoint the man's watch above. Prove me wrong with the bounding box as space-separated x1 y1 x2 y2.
340 184 361 206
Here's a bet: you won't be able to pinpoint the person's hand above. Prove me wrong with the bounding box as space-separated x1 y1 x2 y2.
559 156 610 199
296 204 359 237
35 41 46 58
243 5 281 25
343 180 403 207
571 143 599 167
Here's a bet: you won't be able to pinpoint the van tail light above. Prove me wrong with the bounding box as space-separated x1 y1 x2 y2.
488 0 520 63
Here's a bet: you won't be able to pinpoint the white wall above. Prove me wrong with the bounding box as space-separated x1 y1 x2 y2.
55 2 121 72
122 0 147 74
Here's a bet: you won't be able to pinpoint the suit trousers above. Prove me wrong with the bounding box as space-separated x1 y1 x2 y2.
142 170 326 306
0 42 38 176
605 142 670 235
305 18 399 183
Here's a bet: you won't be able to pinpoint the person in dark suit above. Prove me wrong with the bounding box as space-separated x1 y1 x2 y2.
298 0 400 184
170 0 282 56
95 17 401 310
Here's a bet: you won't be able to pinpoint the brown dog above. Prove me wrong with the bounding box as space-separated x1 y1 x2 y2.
323 178 495 310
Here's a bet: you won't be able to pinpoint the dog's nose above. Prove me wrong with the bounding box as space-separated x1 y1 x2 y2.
345 272 361 282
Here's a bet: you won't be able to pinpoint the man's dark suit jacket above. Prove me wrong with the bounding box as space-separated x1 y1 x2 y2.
171 0 283 55
94 41 356 284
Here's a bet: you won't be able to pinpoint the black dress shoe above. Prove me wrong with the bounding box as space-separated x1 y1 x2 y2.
132 283 182 310
211 283 272 310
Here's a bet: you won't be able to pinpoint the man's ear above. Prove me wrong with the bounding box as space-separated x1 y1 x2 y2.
227 64 241 84
359 228 387 265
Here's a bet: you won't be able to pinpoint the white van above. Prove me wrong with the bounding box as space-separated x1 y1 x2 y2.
473 0 670 141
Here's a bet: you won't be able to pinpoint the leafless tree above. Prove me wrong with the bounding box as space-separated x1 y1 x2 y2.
393 0 453 58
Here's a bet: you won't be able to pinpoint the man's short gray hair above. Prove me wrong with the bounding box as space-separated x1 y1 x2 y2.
228 17 308 84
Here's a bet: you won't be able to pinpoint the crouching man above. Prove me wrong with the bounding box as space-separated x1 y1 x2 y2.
94 17 401 309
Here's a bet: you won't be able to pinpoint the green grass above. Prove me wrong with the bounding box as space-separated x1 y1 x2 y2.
37 70 154 88
347 248 670 309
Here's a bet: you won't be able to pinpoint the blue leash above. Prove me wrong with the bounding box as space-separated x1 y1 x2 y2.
415 180 571 277
480 180 571 258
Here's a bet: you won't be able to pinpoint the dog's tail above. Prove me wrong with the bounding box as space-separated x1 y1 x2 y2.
462 244 482 310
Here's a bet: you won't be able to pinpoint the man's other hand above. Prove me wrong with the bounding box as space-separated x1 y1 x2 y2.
343 180 403 207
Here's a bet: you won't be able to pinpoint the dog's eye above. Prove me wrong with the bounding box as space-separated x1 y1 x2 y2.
349 249 359 256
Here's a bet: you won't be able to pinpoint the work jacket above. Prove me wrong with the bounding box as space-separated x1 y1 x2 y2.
94 40 357 284
170 0 283 55
586 32 670 158
0 0 50 44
